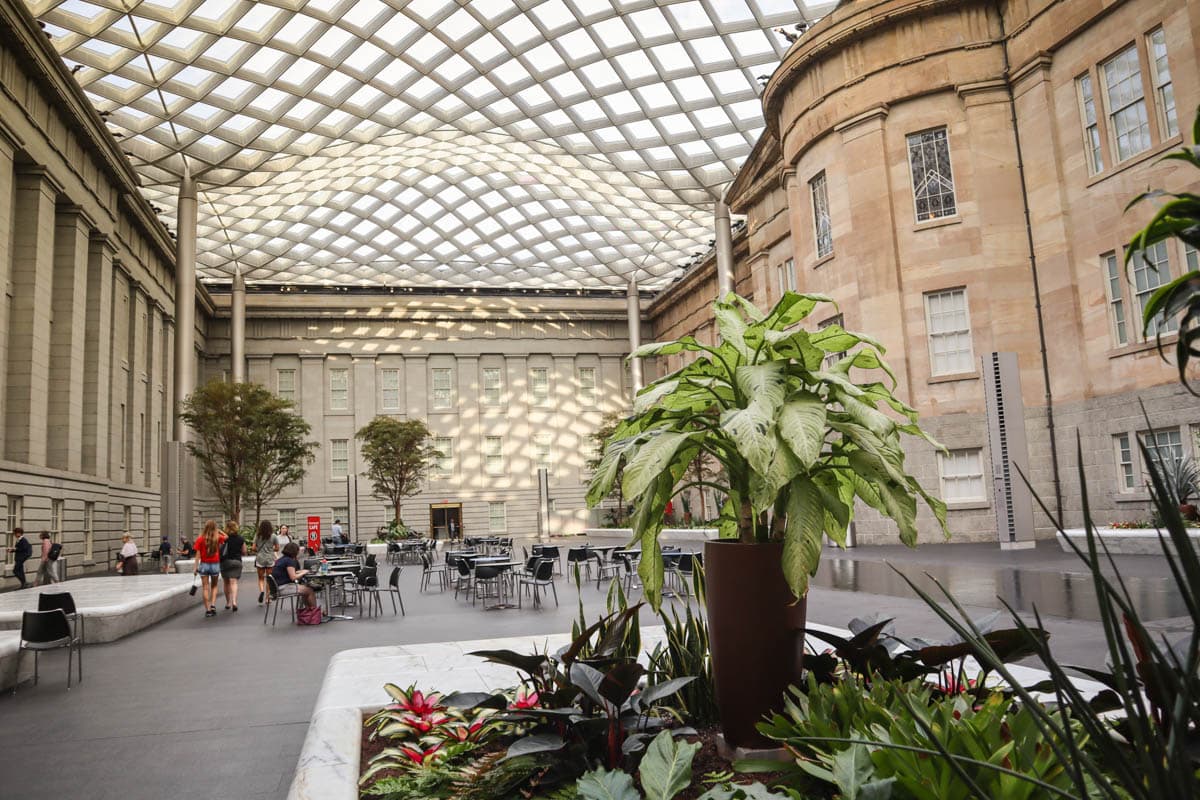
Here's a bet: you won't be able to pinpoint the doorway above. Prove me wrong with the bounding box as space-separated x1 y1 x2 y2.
429 503 462 541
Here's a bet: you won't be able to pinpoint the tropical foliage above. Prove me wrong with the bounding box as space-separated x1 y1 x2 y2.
356 417 440 525
587 291 948 607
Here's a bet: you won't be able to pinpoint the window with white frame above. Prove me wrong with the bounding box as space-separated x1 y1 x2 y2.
330 438 349 478
434 437 454 477
119 403 127 467
141 412 149 471
923 289 974 376
777 259 796 294
578 367 596 406
51 499 63 542
143 506 151 549
1131 241 1177 337
938 448 986 503
1147 27 1177 140
488 501 507 533
380 368 401 411
277 368 296 402
332 507 348 529
819 315 843 370
482 367 503 405
329 367 349 411
431 367 454 410
534 433 553 475
1102 253 1129 346
1142 428 1184 474
278 508 297 529
810 171 832 258
4 496 19 563
1114 434 1136 492
530 367 550 404
907 127 956 221
1076 73 1104 175
1187 244 1198 272
123 505 132 535
1102 45 1151 162
83 501 94 560
484 436 504 474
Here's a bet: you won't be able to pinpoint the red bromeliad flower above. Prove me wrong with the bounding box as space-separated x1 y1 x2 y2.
441 713 492 742
401 712 451 734
510 685 540 709
939 670 977 695
398 743 442 766
387 687 444 716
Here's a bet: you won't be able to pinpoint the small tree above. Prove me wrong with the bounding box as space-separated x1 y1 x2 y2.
586 412 629 525
356 417 438 525
181 379 317 525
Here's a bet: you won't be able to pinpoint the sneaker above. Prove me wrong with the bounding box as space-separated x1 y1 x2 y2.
205 609 215 618
232 605 238 612
258 591 264 604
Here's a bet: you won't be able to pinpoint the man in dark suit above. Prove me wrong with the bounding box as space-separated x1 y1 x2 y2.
9 527 31 589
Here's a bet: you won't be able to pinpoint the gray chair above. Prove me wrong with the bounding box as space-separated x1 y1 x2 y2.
517 559 558 608
18 609 82 690
264 575 300 626
591 551 621 590
420 552 448 591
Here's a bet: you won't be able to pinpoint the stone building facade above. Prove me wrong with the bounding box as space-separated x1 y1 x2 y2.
650 0 1198 544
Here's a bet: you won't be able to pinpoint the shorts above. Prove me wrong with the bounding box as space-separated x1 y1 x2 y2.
220 559 243 579
197 561 220 576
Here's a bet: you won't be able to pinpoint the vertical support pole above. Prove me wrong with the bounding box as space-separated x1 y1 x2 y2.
626 279 643 396
173 165 197 441
230 267 246 383
715 195 734 299
537 467 550 543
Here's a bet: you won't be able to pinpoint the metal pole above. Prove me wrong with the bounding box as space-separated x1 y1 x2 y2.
173 164 197 441
230 267 246 383
346 472 352 543
715 195 734 299
626 279 643 395
352 474 359 544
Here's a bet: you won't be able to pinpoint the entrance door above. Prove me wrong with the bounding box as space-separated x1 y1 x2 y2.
429 503 462 541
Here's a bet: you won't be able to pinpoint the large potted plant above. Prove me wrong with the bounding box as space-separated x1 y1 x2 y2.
587 292 947 748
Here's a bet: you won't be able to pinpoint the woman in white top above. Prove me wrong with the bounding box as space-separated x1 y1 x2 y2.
118 534 140 576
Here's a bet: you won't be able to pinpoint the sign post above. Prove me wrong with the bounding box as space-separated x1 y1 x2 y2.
306 515 321 554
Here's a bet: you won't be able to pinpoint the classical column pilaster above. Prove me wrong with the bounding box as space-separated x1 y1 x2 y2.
230 268 246 383
47 204 92 472
714 196 734 299
172 167 197 441
299 354 326 495
625 280 643 395
82 233 115 477
0 127 21 457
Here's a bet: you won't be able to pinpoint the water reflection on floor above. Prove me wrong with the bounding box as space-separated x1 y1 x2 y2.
812 556 1187 622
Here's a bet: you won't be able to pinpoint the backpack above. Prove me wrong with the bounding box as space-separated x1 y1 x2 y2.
48 542 63 561
296 606 322 626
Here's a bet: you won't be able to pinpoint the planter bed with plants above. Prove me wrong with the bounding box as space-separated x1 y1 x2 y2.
1057 527 1200 555
581 528 719 543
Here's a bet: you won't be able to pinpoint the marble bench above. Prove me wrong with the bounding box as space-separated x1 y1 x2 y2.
1057 528 1200 556
0 630 32 691
0 575 195 644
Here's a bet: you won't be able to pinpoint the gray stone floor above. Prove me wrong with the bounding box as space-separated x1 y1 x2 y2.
0 537 1180 800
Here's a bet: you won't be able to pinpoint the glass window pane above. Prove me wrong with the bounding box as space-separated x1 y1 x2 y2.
810 171 832 258
907 127 956 221
1102 45 1150 161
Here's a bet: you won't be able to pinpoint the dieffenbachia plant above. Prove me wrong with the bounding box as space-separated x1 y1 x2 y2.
586 292 949 609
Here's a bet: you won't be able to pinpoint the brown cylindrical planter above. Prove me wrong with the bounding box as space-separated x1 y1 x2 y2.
704 540 806 749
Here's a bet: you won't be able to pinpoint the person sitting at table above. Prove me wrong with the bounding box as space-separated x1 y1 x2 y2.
271 542 317 609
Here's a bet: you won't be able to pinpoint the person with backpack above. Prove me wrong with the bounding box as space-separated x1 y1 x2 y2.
35 531 60 586
220 520 244 612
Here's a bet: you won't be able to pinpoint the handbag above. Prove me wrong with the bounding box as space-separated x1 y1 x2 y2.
189 575 198 596
296 605 323 626
115 555 124 574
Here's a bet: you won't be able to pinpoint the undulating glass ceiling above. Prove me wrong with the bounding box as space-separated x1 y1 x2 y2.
29 0 827 290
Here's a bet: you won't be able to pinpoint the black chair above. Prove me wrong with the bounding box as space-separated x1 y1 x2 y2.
18 609 82 690
355 566 384 617
452 559 473 600
420 552 448 591
373 565 404 616
386 542 401 565
566 547 591 581
264 575 300 626
591 551 621 590
37 591 83 643
537 545 562 575
517 559 558 608
472 564 505 607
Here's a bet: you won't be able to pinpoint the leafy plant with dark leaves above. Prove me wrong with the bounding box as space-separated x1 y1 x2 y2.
648 564 720 726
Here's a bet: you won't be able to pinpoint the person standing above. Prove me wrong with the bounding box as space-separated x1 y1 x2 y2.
220 520 244 612
254 520 276 605
9 528 31 589
119 534 140 575
35 532 55 586
276 525 292 552
193 520 226 618
159 535 173 574
331 518 344 545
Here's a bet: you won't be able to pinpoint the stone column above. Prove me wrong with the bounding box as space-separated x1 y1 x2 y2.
173 166 197 441
714 196 734 299
626 279 643 395
47 204 92 472
230 268 246 383
82 234 114 477
6 166 60 466
299 354 326 495
0 125 21 458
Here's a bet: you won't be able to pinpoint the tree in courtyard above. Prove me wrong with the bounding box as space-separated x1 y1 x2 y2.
586 412 629 525
181 379 317 525
355 417 439 525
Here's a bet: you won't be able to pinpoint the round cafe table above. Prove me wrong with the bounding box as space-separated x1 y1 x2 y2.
302 572 355 621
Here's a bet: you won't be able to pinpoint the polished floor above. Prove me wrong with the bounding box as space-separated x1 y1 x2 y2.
0 538 1180 800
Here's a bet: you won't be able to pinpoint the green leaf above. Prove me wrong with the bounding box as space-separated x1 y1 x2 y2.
576 767 641 800
782 476 825 598
640 729 700 800
715 302 752 361
630 336 705 360
831 744 883 800
633 379 681 415
809 323 862 355
750 433 801 513
767 291 835 329
777 391 826 467
838 394 897 440
503 732 566 761
587 435 637 506
720 363 788 474
622 431 698 500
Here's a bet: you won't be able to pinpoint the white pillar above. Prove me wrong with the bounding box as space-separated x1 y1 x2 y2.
715 196 734 299
626 279 643 395
173 165 197 441
230 268 246 383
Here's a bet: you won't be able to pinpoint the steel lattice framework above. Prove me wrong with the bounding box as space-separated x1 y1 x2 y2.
28 0 824 290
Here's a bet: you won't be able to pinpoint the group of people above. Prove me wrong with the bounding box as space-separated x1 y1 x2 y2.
191 520 316 617
5 528 62 589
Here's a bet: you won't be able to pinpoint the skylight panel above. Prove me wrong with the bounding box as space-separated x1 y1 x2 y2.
649 41 693 72
612 50 655 81
406 32 448 64
373 12 419 47
530 0 575 33
341 0 390 31
273 13 322 47
191 0 236 25
577 60 620 91
464 31 506 66
726 30 776 60
343 40 387 72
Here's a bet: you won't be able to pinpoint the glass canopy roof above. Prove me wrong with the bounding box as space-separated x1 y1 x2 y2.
29 0 826 290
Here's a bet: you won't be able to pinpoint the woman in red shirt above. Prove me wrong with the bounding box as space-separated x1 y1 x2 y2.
193 520 226 618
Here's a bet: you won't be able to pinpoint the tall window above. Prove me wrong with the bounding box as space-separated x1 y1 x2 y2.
777 259 797 294
119 403 127 468
907 127 956 221
1147 27 1177 139
329 368 349 410
380 368 401 411
923 288 974 376
1102 44 1151 162
1132 241 1177 337
938 448 986 503
277 509 296 529
488 501 507 533
330 439 349 478
123 505 132 535
810 171 832 258
1076 73 1104 175
143 506 151 549
50 500 63 542
332 507 349 528
1114 434 1135 492
534 433 553 475
819 315 843 370
431 367 453 410
482 367 503 405
530 367 549 404
484 436 504 475
1142 428 1184 474
434 436 454 477
83 501 94 560
141 412 149 470
4 496 20 564
1187 244 1199 272
578 367 596 406
1102 253 1128 346
277 368 296 402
